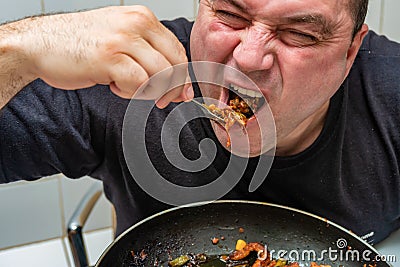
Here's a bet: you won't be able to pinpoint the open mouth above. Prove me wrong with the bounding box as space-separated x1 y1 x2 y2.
227 83 266 119
200 83 266 147
201 83 266 127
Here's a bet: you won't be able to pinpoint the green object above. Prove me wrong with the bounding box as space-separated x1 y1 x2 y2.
275 258 288 267
168 255 190 267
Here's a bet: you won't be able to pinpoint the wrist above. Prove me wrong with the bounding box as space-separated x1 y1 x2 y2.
0 18 39 82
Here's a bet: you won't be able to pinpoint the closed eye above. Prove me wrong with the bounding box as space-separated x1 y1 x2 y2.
290 31 318 41
214 9 251 29
278 30 320 47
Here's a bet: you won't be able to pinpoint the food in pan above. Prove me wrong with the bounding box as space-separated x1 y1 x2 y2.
130 239 333 267
166 240 332 267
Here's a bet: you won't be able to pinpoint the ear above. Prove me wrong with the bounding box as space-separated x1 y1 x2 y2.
344 24 369 76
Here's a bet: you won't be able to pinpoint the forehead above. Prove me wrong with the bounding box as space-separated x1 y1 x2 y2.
210 0 350 19
208 0 354 36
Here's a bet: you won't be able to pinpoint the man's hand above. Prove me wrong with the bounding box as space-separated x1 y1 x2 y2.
0 6 193 109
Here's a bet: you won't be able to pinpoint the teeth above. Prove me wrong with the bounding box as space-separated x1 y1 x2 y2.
230 84 263 98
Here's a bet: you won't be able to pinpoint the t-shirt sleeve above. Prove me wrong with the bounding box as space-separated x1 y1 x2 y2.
0 79 107 183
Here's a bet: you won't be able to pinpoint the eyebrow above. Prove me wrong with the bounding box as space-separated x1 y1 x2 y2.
283 14 334 36
212 0 249 14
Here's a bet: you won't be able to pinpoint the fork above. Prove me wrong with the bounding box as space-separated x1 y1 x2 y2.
191 99 225 124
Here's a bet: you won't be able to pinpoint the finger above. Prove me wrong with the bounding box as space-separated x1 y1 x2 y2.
133 64 174 100
109 82 132 99
166 62 190 91
138 16 188 65
146 64 174 98
123 6 188 66
122 38 188 101
171 75 193 102
125 38 173 77
156 72 192 108
147 26 188 66
139 61 190 103
182 84 195 102
156 86 183 109
170 85 194 103
108 54 149 98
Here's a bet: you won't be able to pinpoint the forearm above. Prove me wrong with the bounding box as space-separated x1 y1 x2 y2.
0 6 190 110
0 18 37 109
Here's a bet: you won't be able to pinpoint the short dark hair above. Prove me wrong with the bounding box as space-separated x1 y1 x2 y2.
348 0 369 38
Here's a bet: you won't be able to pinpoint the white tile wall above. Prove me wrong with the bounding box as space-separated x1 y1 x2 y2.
63 228 114 266
61 177 112 233
0 175 114 265
375 228 400 267
0 0 198 23
0 175 113 250
365 0 382 33
0 228 114 267
0 176 63 249
44 0 120 14
0 0 42 23
194 0 199 17
0 239 70 267
381 0 400 42
123 0 195 20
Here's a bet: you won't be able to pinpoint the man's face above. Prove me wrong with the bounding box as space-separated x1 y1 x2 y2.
190 0 367 155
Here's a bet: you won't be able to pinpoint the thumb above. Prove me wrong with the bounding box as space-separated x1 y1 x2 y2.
181 75 194 101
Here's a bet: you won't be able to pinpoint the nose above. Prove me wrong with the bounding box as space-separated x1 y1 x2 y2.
232 27 275 72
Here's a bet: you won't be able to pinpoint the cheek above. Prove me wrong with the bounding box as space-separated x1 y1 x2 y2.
191 21 239 62
279 47 348 101
271 47 348 123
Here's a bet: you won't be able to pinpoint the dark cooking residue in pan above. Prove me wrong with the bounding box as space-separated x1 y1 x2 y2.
129 239 342 267
97 201 389 267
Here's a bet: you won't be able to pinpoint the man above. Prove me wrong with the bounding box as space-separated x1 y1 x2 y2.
0 0 399 247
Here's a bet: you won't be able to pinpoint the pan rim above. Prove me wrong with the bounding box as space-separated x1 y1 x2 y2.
96 200 389 266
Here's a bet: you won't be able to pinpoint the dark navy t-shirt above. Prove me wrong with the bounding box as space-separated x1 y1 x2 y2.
0 18 399 245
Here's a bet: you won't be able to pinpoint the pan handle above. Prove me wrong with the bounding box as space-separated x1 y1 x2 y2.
67 182 104 267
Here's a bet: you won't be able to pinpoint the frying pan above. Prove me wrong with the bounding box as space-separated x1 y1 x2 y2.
95 200 391 266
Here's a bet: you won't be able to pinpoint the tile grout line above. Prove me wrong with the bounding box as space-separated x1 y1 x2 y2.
0 236 64 252
0 220 113 261
0 176 52 189
40 0 45 14
61 240 73 267
379 0 385 33
193 0 198 19
57 176 72 267
57 176 67 239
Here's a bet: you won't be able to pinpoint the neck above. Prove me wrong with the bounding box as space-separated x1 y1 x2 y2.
275 101 330 156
